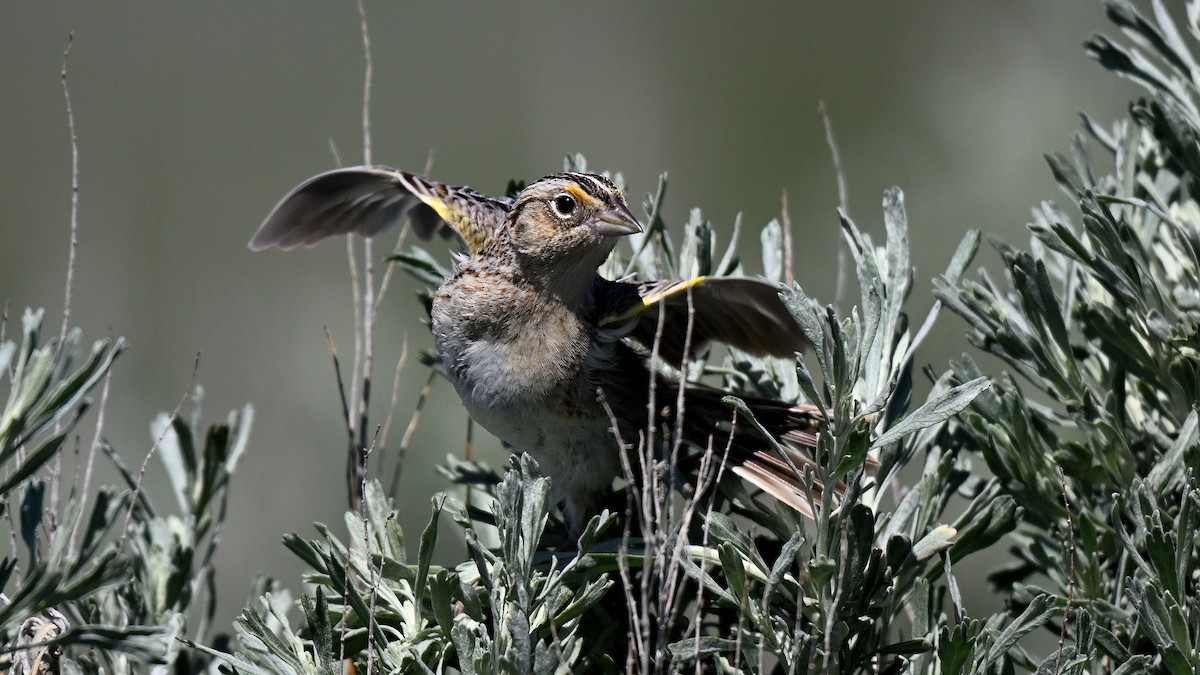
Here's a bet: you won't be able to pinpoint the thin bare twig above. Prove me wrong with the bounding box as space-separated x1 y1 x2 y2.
68 367 112 557
117 352 201 553
389 371 437 495
819 101 849 314
327 138 342 168
371 222 410 316
693 425 734 674
324 327 354 440
788 574 804 675
820 555 846 673
59 33 79 344
338 543 351 667
377 334 409 462
365 143 429 484
599 390 643 673
1054 465 1076 674
51 32 81 523
667 287 697 519
324 327 359 505
355 248 374 512
349 0 377 514
657 286 699 665
361 425 382 675
781 188 795 287
346 238 362 427
612 275 709 674
638 293 673 675
356 0 373 168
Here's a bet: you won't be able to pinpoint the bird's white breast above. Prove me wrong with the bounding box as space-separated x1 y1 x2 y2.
431 308 622 501
431 276 595 450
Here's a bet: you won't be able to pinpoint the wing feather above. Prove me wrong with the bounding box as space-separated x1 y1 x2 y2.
600 276 808 365
250 165 509 254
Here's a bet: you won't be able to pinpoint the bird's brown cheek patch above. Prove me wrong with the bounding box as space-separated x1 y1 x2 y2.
532 211 575 239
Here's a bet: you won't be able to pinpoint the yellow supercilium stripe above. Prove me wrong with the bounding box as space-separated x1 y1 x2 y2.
563 183 593 205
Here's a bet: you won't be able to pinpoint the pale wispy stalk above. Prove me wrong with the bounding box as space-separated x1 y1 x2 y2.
324 326 358 503
346 0 376 512
602 391 643 673
819 100 848 314
51 32 81 523
117 352 201 553
781 187 795 287
59 33 79 344
356 0 372 168
377 334 409 461
353 244 375 512
692 427 733 674
389 370 436 495
360 426 381 675
346 236 363 485
67 368 112 557
1053 465 1076 674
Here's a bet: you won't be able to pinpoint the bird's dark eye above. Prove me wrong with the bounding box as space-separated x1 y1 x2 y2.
551 194 577 218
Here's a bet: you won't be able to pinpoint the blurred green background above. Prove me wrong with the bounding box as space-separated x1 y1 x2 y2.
1 3 1135 631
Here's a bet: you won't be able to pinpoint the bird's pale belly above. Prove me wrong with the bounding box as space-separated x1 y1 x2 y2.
435 329 595 446
432 327 623 512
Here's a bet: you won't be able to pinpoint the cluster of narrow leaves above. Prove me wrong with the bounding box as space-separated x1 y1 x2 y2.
931 0 1200 671
667 189 1015 673
0 307 251 673
201 460 622 674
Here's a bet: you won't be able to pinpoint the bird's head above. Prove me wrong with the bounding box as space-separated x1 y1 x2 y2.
505 173 642 278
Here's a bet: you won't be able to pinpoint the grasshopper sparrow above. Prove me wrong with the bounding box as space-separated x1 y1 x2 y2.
253 167 826 539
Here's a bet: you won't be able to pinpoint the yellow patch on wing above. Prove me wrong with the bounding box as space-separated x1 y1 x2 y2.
405 179 489 254
618 276 708 321
413 191 453 224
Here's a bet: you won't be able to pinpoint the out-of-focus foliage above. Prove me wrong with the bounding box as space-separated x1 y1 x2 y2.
0 308 251 673
931 1 1200 671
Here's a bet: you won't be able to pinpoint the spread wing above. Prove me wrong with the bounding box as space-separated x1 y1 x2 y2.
249 165 510 254
599 276 808 365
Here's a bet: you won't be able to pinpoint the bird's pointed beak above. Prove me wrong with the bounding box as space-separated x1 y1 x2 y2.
592 202 643 237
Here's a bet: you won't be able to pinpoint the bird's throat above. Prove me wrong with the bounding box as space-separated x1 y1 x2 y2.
513 248 611 311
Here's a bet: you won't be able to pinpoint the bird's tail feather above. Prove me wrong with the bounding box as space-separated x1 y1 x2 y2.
670 383 874 518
